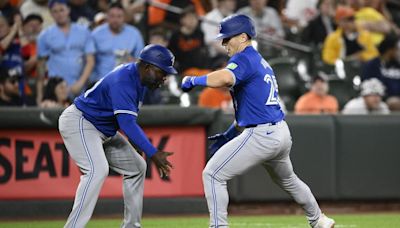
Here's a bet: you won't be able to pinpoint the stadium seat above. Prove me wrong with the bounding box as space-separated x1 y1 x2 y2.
269 57 305 111
328 79 358 109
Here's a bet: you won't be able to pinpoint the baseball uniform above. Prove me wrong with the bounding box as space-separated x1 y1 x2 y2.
202 46 322 227
59 63 153 228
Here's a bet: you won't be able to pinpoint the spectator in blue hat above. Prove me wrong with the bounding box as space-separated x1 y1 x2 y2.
361 33 400 111
36 0 95 104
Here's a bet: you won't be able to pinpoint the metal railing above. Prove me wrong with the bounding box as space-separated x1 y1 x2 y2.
145 0 312 53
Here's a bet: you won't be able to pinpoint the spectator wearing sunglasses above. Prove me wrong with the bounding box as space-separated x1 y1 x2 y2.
0 67 23 106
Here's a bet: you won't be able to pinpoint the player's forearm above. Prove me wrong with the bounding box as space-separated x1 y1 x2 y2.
188 69 234 88
206 69 235 87
181 69 234 92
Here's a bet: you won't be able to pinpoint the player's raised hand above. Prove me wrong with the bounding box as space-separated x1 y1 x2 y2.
151 151 173 178
181 76 195 92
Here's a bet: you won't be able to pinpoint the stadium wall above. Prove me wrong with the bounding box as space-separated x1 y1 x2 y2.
0 107 399 217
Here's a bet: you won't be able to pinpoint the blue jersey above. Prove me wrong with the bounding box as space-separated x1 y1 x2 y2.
37 23 95 86
74 63 146 137
226 46 284 127
91 24 144 82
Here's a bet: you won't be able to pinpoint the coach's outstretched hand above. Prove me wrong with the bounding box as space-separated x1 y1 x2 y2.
152 151 173 178
181 76 195 92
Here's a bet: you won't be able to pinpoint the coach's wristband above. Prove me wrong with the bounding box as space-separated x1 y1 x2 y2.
193 75 207 87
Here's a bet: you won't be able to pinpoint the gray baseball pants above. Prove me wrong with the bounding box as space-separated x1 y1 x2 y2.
203 121 321 227
59 104 146 228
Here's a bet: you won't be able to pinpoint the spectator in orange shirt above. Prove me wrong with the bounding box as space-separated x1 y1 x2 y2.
294 75 339 114
198 87 232 111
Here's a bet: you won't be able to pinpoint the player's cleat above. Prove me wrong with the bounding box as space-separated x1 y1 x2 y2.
313 214 335 228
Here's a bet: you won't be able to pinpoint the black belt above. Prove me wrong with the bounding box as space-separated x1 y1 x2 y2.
244 122 278 128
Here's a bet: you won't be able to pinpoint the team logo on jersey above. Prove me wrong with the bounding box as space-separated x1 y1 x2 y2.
226 63 238 70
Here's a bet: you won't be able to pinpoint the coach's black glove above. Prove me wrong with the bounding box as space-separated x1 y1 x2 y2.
208 123 240 157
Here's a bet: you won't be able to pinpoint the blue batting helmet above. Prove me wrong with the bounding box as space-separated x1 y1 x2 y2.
139 44 177 75
216 14 256 40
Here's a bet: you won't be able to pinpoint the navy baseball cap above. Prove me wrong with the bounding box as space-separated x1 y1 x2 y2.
139 44 178 75
216 14 256 40
48 0 67 8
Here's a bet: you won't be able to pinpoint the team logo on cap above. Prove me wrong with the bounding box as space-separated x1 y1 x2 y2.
171 55 175 65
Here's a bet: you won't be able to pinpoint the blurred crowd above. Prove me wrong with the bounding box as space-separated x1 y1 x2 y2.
0 0 399 115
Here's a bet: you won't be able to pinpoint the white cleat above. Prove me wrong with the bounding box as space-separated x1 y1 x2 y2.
313 214 335 228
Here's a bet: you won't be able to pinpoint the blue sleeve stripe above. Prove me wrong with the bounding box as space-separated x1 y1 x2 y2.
114 110 138 116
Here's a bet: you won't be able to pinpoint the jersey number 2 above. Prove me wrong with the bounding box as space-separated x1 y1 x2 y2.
264 73 279 105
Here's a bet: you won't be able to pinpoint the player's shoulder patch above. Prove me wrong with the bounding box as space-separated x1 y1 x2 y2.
226 62 238 70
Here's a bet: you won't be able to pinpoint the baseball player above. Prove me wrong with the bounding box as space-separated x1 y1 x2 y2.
58 44 176 228
181 15 335 228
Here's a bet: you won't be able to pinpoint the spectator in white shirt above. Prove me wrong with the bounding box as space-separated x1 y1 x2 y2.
238 0 285 57
342 78 390 114
201 0 236 58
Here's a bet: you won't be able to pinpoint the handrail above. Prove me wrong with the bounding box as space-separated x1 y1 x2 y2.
146 0 313 53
